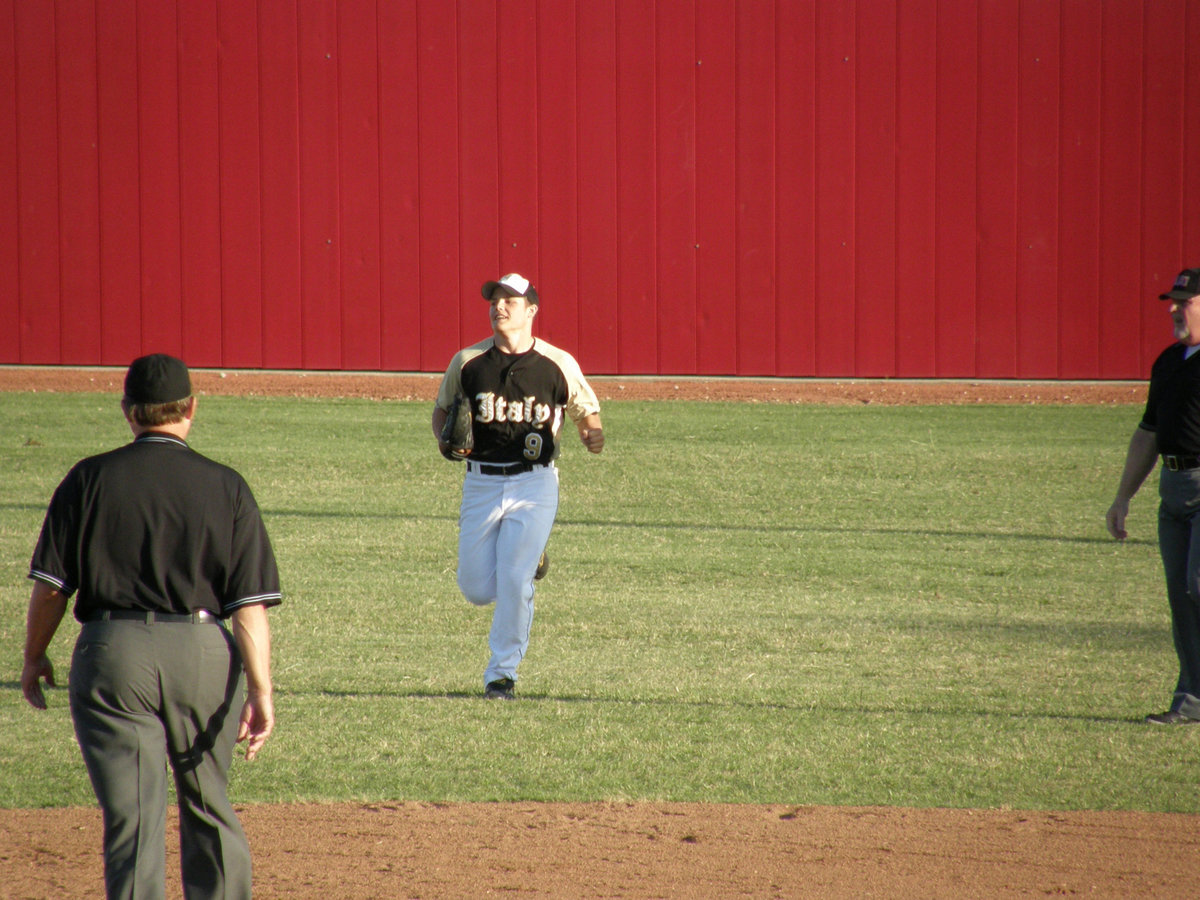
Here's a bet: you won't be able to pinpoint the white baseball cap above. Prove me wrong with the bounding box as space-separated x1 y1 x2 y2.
481 273 539 305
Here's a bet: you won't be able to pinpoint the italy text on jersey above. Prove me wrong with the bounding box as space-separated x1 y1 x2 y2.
474 394 554 425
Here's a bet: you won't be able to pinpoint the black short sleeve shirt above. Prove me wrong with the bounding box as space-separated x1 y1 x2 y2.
1140 343 1200 455
29 433 282 621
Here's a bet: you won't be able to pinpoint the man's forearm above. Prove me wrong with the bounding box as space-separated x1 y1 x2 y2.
1115 427 1159 502
24 580 68 664
231 603 272 695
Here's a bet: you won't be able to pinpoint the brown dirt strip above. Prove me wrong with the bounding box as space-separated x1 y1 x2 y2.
2 802 1196 899
0 365 1145 405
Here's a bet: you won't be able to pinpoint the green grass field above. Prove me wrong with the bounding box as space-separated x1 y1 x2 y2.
2 392 1196 813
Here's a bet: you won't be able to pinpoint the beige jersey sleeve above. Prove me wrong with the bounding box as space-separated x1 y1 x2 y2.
534 339 601 423
435 339 492 410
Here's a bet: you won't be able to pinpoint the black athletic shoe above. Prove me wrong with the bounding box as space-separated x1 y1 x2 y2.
534 552 549 581
485 678 516 700
1145 710 1200 725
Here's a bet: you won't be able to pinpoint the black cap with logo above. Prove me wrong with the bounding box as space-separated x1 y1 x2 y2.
1160 269 1200 301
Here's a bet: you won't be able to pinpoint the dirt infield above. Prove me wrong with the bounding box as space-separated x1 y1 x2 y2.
3 802 1196 899
4 367 1187 899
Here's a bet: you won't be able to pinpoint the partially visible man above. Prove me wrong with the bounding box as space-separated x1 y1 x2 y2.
433 273 604 700
22 353 282 897
1107 268 1200 725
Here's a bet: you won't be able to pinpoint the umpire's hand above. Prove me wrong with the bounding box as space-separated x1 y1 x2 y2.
238 691 275 761
232 603 275 760
21 655 55 710
1106 498 1130 541
22 581 68 710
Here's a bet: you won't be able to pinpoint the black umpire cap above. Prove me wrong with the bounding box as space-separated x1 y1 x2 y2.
124 354 192 404
1161 269 1200 301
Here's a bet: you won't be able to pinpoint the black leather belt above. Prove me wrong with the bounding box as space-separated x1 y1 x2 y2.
467 461 551 476
84 609 217 624
1163 455 1200 472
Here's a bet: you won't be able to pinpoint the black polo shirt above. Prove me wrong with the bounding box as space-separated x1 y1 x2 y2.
1140 344 1200 455
29 432 281 622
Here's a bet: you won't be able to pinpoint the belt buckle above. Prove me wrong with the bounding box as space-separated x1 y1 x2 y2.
1167 456 1181 472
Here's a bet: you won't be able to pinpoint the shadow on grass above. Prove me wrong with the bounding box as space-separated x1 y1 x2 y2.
272 686 1151 726
555 518 1152 548
4 681 1159 729
0 492 1157 552
245 505 1153 548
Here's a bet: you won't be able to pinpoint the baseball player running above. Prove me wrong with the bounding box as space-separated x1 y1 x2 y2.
433 273 604 699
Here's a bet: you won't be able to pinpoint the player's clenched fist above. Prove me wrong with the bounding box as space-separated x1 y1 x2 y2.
579 414 604 454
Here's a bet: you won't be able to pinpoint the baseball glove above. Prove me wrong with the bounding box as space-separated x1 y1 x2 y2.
439 394 474 460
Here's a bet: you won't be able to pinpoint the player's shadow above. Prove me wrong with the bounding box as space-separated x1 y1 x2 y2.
281 687 1149 726
556 516 1153 546
228 506 1154 548
14 681 1150 728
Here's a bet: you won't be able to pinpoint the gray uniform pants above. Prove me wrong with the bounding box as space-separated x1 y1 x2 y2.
69 618 251 899
1157 468 1200 718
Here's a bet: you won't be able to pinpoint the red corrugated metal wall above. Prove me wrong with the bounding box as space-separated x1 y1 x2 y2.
3 0 1199 378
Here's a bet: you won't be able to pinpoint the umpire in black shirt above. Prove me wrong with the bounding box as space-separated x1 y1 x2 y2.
1108 269 1200 725
21 354 282 897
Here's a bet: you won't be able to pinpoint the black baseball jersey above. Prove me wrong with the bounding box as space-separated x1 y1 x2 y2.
29 433 282 622
437 337 600 466
1140 344 1200 455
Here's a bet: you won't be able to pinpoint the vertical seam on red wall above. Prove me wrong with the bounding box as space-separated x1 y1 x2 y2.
1185 0 1195 256
1010 1 1020 377
258 0 269 368
926 0 935 371
694 0 701 371
973 2 982 377
658 1 661 374
335 7 344 368
374 0 383 366
491 0 500 295
1137 0 1147 358
134 0 142 348
412 1 423 360
537 0 542 309
891 6 902 378
732 5 739 374
91 0 102 360
614 0 623 364
578 2 583 355
653 0 660 374
1054 0 1065 376
772 0 780 374
294 0 305 364
1096 1 1104 366
208 0 220 362
1098 0 1108 371
53 2 64 360
10 0 21 361
1055 0 1065 377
